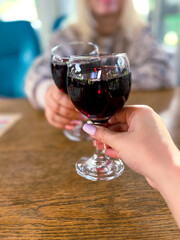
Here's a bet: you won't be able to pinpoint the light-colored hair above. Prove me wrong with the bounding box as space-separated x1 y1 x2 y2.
63 0 145 42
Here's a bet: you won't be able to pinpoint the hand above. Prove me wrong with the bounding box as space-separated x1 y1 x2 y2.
83 105 179 190
83 105 180 227
44 85 84 129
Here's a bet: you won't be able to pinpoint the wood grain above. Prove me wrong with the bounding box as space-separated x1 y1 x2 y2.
0 89 179 239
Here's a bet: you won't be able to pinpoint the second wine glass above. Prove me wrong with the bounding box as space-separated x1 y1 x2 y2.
51 41 99 141
67 53 131 181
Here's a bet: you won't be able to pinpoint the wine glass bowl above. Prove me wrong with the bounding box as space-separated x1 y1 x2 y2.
51 42 99 141
67 54 131 181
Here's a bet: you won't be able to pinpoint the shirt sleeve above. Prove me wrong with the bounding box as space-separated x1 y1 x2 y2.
25 26 79 109
25 51 53 109
129 26 177 90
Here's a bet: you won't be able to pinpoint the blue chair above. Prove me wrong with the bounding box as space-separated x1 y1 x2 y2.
52 15 67 32
0 20 41 98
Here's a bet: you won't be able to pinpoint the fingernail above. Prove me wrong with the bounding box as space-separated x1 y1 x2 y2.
65 125 74 130
83 123 96 136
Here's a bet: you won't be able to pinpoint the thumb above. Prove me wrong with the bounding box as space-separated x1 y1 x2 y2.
83 123 125 152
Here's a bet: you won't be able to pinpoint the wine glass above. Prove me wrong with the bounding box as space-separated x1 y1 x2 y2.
51 41 99 141
67 53 131 181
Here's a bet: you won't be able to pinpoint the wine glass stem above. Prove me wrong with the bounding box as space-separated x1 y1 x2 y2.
92 122 109 165
75 122 124 181
95 148 105 159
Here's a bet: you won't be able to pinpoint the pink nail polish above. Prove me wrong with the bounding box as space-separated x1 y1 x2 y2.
83 124 96 136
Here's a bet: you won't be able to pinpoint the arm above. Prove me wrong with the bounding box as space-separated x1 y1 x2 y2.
25 52 53 109
25 26 80 109
158 155 180 228
83 105 180 227
129 27 177 90
25 26 84 129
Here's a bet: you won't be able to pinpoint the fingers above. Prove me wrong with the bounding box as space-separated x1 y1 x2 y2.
109 105 152 126
44 85 82 129
95 126 124 152
45 108 73 128
82 105 172 193
51 87 75 110
108 105 135 124
82 106 150 154
83 123 124 152
93 140 104 150
105 148 121 159
46 96 80 120
108 122 129 132
45 85 78 116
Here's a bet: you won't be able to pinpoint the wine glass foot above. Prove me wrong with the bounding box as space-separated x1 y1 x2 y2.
75 154 124 181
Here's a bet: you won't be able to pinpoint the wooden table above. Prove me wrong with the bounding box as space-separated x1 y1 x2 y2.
0 88 180 239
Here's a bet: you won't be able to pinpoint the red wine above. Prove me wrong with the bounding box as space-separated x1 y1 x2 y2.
51 58 69 94
67 72 131 124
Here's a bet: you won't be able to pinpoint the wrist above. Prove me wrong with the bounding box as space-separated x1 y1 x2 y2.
155 147 180 191
155 149 180 227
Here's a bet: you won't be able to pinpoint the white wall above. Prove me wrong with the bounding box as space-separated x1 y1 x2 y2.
36 0 77 50
177 29 180 84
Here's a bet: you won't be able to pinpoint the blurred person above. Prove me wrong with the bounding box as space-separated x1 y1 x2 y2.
83 105 180 228
25 0 176 130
